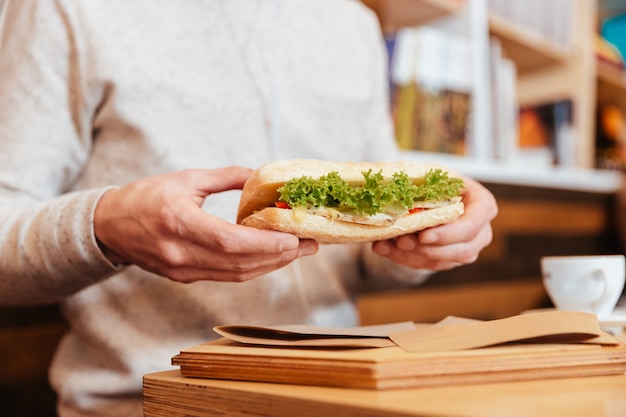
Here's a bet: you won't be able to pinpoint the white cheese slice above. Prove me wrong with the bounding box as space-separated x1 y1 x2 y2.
306 196 461 227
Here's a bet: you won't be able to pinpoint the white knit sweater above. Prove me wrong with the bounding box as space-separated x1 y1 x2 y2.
0 1 430 415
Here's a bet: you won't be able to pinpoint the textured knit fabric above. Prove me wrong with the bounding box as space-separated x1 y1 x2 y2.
0 1 431 416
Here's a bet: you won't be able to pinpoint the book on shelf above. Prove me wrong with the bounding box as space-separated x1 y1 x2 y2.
489 38 518 162
516 99 575 168
388 25 473 156
595 103 626 171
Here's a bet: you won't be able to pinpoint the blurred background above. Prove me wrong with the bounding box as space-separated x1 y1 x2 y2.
1 1 626 416
356 0 626 327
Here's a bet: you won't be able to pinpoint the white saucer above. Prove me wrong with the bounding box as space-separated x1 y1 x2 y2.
523 307 626 333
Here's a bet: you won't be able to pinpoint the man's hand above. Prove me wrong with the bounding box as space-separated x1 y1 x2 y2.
371 176 497 271
94 167 318 283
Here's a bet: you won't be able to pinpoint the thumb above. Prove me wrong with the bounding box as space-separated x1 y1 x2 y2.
189 166 254 196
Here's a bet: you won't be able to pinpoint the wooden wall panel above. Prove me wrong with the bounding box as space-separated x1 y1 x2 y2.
359 181 625 323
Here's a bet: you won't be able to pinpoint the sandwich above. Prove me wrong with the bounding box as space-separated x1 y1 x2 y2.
236 159 465 243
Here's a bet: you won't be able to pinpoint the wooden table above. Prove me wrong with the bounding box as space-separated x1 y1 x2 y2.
145 331 626 416
143 369 626 417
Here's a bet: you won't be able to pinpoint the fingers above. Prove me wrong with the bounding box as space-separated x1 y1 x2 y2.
93 167 320 284
177 208 302 254
117 205 320 282
371 177 498 271
372 224 492 271
187 166 254 195
142 236 319 283
418 176 497 246
161 215 319 281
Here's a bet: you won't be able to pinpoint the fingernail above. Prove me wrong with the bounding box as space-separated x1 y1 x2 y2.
374 242 391 256
397 237 416 251
420 232 438 244
280 236 300 251
299 242 318 256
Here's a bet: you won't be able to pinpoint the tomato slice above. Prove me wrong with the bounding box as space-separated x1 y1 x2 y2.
275 201 290 209
408 207 424 214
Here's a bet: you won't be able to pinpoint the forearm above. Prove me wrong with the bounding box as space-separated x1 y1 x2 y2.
0 188 121 306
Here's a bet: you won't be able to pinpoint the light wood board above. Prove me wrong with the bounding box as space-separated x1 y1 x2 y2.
172 337 626 390
144 370 626 417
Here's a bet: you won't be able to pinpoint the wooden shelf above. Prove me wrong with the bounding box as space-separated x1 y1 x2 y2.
489 14 573 73
597 60 626 110
361 0 462 33
402 151 624 193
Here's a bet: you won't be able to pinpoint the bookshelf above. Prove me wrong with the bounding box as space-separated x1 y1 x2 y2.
361 0 463 34
362 0 625 192
488 14 572 73
597 61 626 112
402 152 623 193
358 0 625 330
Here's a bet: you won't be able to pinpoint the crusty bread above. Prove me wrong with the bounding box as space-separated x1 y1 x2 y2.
237 159 464 243
240 202 464 243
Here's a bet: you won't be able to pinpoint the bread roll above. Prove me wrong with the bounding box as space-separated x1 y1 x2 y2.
237 159 465 243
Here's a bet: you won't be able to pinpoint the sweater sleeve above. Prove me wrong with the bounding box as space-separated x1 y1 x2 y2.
0 0 119 306
0 189 123 306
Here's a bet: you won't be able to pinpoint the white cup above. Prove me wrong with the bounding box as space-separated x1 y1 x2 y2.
541 255 625 319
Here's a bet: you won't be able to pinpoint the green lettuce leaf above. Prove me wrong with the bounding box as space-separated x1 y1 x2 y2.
277 169 464 216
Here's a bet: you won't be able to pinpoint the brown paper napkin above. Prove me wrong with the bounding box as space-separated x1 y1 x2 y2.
213 311 621 352
213 321 415 348
388 311 615 352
